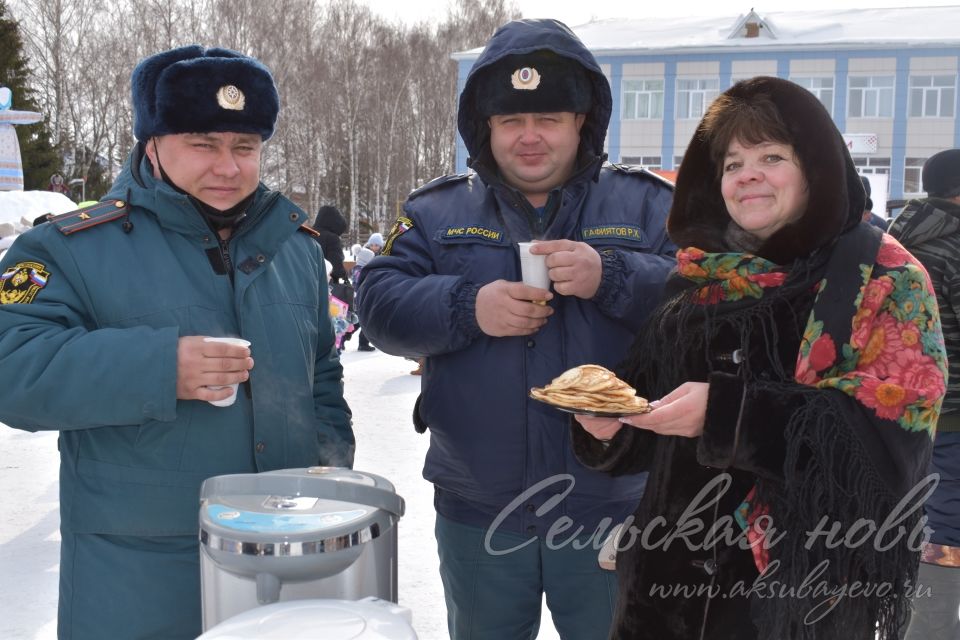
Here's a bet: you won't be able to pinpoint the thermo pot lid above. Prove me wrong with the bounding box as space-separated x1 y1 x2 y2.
199 468 404 547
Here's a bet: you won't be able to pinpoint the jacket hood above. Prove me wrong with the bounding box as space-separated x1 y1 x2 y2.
669 76 865 265
313 205 348 235
457 19 611 161
890 197 960 246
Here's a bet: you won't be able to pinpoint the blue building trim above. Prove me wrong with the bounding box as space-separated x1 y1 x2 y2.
777 57 790 79
719 59 732 90
453 47 960 177
955 75 960 150
455 60 470 174
662 61 677 169
833 54 849 134
889 52 912 199
606 60 623 162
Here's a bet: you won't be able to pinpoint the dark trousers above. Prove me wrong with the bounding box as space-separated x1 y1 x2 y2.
435 513 617 639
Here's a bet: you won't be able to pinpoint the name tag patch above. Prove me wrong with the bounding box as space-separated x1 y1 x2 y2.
439 225 504 243
0 261 50 304
581 225 646 243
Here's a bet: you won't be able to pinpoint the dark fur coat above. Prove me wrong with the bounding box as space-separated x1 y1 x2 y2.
573 77 944 640
574 277 816 639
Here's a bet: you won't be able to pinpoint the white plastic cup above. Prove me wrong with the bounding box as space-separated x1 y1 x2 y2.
518 242 550 290
202 337 251 407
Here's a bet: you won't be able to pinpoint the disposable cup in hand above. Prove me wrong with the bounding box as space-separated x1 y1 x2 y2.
518 242 550 291
202 337 251 407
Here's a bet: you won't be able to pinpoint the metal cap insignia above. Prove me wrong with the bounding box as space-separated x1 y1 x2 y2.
510 67 541 91
216 85 246 111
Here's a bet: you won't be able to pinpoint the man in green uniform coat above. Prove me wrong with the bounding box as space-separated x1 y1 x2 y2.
0 46 354 639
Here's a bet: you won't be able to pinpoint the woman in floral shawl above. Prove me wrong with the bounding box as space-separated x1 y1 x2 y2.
573 76 946 639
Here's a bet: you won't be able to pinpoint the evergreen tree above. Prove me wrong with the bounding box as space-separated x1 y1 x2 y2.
0 0 62 191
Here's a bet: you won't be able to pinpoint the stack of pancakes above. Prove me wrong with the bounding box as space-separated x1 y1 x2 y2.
530 364 649 413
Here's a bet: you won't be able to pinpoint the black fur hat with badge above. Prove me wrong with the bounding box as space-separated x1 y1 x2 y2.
473 50 593 117
131 45 279 142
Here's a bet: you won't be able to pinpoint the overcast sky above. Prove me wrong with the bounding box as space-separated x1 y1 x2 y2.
359 0 960 28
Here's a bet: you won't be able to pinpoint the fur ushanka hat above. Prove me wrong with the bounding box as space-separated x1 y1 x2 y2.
669 76 865 265
922 149 960 198
131 45 279 141
472 50 592 118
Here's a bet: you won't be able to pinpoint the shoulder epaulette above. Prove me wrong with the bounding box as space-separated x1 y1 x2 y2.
298 224 321 239
407 172 471 200
609 163 675 190
50 199 130 236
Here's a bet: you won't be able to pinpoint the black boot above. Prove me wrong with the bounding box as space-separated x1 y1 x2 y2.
357 331 375 352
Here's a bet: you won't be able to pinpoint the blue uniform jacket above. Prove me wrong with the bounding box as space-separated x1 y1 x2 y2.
358 18 675 537
358 165 674 535
0 149 354 536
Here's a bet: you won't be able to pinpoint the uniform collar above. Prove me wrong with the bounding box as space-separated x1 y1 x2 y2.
107 147 306 246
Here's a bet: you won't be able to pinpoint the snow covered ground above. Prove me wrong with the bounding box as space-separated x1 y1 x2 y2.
0 346 561 639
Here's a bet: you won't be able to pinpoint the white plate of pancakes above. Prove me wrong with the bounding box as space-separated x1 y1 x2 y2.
529 364 651 417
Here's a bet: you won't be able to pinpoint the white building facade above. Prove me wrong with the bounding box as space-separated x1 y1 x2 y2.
453 7 960 200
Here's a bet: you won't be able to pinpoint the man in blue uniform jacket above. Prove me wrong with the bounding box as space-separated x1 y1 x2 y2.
357 18 675 639
0 46 354 639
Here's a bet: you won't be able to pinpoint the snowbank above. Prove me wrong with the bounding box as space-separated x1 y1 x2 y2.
0 191 77 237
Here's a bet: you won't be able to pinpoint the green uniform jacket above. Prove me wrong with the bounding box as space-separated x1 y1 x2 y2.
0 150 354 536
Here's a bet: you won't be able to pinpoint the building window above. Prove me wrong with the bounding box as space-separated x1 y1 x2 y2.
848 76 894 118
852 156 891 191
791 76 834 116
904 157 926 194
909 75 956 118
674 155 685 168
621 155 662 169
677 78 719 119
622 80 664 119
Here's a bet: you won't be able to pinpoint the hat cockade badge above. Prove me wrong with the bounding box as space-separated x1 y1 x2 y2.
511 67 541 91
216 84 246 111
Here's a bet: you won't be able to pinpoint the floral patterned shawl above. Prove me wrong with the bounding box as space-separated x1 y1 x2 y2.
666 222 946 638
676 231 945 434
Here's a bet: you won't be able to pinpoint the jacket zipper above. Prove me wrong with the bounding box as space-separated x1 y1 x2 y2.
212 191 282 403
207 191 284 284
218 236 234 285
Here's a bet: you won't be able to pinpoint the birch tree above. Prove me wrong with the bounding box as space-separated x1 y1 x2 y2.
9 0 520 206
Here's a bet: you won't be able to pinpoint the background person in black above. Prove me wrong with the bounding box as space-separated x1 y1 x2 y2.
312 204 349 283
891 148 960 640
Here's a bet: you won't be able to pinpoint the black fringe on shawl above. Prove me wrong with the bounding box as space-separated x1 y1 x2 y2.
750 390 919 640
618 251 919 639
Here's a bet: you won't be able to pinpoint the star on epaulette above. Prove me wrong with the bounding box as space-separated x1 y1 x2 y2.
49 200 130 236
